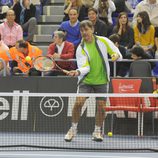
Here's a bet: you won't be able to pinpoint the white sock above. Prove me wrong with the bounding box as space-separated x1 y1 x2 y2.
71 122 78 131
94 125 101 133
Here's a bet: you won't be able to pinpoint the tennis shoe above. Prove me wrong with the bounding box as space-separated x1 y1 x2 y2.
64 128 77 142
92 131 103 142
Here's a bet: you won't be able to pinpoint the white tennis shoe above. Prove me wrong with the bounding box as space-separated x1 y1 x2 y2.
64 128 77 142
92 131 103 142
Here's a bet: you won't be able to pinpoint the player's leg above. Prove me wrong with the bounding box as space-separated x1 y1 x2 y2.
92 84 108 141
64 97 87 142
72 97 87 123
65 83 92 142
92 99 106 141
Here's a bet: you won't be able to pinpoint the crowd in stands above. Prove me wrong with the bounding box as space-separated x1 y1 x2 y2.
0 0 158 77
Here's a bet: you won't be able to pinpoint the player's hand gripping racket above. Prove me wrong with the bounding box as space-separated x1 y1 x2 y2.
33 56 69 74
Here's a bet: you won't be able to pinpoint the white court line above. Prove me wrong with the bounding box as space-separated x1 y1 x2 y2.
0 153 152 158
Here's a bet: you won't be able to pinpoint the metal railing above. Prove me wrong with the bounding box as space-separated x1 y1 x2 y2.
111 59 158 77
55 58 158 77
1 58 158 78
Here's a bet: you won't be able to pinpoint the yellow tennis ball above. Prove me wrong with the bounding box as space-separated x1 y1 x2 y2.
25 56 31 62
108 132 113 137
111 56 116 61
153 90 158 94
111 54 117 61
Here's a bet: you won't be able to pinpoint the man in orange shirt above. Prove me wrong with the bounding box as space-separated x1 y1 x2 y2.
0 40 42 76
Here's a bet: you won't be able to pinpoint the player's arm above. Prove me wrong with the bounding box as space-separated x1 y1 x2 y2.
104 37 123 61
67 46 90 76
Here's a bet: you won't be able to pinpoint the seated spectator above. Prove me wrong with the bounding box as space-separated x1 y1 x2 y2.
133 0 158 54
60 8 81 48
13 0 37 42
88 8 108 37
0 9 23 48
93 0 116 25
46 30 75 76
0 34 9 51
133 11 155 58
93 0 116 36
113 12 134 49
130 45 155 69
0 40 42 76
63 0 88 22
130 45 152 60
109 33 128 76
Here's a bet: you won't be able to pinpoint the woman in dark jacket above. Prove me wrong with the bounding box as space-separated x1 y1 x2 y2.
113 12 134 49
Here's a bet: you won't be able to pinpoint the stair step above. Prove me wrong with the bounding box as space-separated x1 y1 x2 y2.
43 6 64 15
39 15 64 23
35 25 59 34
33 35 52 43
47 0 64 5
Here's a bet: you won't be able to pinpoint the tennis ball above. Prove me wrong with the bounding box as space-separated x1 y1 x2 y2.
108 132 113 137
153 90 158 94
111 54 119 61
111 56 116 61
25 56 31 62
111 55 117 61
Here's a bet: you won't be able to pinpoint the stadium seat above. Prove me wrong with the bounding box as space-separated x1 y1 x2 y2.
128 60 156 136
129 61 152 77
105 78 142 136
141 78 158 136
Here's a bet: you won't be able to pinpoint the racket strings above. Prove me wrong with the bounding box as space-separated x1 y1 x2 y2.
34 57 55 71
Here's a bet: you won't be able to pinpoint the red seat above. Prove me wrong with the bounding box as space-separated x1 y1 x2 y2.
141 78 158 135
104 79 142 136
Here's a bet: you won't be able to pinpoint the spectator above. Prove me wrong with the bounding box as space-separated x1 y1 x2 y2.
13 0 37 42
88 8 107 37
0 34 9 51
130 45 152 60
109 33 128 76
130 45 155 70
60 8 81 48
133 11 155 58
0 40 42 76
63 0 87 21
113 12 134 49
133 0 158 54
0 9 23 48
93 0 116 25
46 30 75 76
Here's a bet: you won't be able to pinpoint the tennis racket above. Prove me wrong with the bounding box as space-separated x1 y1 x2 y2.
33 56 69 74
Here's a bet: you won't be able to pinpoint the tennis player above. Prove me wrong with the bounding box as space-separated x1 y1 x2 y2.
65 20 122 142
